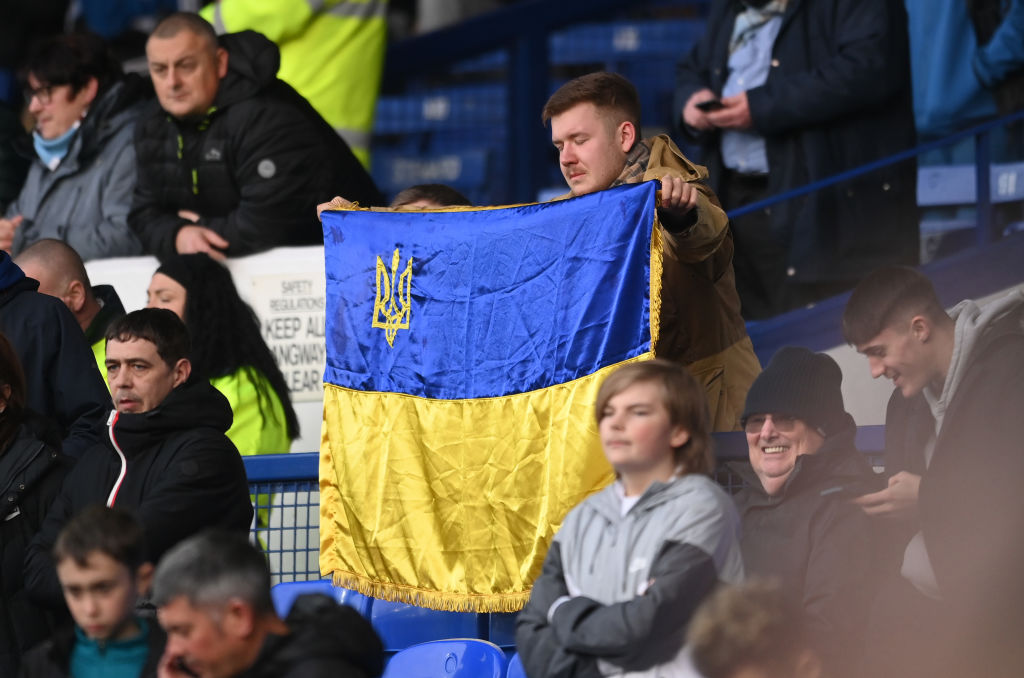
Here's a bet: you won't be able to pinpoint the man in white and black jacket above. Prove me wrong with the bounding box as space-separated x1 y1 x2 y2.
24 308 253 611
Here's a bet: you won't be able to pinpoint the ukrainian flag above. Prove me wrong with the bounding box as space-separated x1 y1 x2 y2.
320 181 662 612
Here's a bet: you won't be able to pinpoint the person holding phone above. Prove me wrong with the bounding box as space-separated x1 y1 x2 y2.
729 346 879 678
675 0 918 320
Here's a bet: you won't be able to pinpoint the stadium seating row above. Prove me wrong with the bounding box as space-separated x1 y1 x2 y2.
382 639 524 678
270 580 518 654
370 18 705 205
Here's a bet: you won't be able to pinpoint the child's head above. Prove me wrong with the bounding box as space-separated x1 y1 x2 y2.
687 579 823 678
53 505 153 642
594 359 712 478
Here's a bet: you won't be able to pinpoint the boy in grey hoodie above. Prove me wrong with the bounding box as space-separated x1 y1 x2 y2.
516 359 743 678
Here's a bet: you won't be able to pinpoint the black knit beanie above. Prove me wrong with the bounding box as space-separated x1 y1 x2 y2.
742 346 848 437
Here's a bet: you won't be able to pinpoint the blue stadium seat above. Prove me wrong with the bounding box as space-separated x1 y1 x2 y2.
374 86 506 134
270 580 372 618
505 652 526 678
383 639 508 678
371 149 492 205
371 600 485 652
550 19 705 64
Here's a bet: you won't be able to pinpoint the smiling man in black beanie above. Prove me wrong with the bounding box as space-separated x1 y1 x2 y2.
729 346 879 678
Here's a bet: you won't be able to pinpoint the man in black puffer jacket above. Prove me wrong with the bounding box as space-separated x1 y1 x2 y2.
153 530 382 678
24 309 253 611
129 12 382 260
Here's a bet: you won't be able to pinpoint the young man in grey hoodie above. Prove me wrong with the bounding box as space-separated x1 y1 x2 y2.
842 266 1024 678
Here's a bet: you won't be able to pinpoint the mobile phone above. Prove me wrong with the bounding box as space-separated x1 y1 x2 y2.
819 474 887 499
696 99 724 112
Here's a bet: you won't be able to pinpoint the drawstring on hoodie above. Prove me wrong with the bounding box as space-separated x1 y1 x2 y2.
105 410 128 507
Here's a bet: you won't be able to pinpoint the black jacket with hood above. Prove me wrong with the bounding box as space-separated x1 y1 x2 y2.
236 594 383 678
129 30 383 259
23 379 253 610
730 420 878 678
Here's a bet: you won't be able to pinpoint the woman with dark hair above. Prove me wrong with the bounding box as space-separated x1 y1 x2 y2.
2 31 149 260
146 253 299 455
0 331 70 675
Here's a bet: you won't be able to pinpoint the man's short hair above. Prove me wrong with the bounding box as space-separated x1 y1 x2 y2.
24 32 123 98
15 238 93 296
541 71 642 135
149 12 219 52
152 530 274 615
390 184 473 208
687 579 812 678
105 308 191 368
53 504 148 571
595 359 713 475
842 266 947 346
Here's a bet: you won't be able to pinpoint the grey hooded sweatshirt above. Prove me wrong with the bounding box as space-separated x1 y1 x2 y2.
516 474 743 678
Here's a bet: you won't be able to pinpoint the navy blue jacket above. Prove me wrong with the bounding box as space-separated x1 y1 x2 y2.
0 255 109 460
675 0 918 283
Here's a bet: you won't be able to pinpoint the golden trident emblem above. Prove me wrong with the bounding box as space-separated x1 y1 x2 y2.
372 248 413 347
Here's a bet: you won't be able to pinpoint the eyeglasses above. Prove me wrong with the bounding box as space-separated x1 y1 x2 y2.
743 413 799 434
24 84 55 105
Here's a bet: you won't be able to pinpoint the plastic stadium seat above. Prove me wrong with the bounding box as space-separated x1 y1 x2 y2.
505 653 526 678
383 639 508 678
371 600 485 652
372 149 489 196
336 586 374 617
270 580 372 618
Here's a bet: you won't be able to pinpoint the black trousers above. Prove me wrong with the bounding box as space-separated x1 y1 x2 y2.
721 170 857 319
719 170 788 320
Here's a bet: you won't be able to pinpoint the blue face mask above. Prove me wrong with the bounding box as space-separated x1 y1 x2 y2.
33 120 80 170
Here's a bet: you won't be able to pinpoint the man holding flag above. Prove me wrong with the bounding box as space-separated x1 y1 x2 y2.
315 72 759 613
543 71 759 432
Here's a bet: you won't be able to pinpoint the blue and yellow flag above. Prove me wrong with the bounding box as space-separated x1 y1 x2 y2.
319 181 662 612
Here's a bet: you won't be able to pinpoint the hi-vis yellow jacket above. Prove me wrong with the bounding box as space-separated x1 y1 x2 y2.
202 0 387 168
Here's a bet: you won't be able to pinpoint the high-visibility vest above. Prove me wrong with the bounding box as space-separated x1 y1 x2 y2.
202 0 386 168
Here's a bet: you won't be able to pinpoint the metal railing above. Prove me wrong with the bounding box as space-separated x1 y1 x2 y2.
244 426 885 581
729 109 1024 248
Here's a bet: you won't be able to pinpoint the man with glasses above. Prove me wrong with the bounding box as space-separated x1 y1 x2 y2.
1 32 147 260
730 346 878 678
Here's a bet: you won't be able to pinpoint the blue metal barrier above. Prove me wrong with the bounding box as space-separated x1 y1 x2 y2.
243 427 885 581
728 108 1024 248
246 452 319 582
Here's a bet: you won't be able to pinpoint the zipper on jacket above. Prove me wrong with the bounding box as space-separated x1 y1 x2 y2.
105 411 128 507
